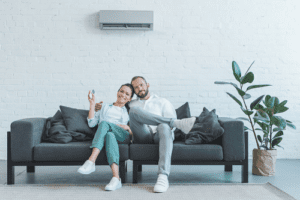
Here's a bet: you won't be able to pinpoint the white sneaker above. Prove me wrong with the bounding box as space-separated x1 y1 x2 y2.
77 160 95 175
105 177 122 191
153 174 169 193
173 117 196 134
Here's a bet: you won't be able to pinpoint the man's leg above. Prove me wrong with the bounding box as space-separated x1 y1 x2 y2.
152 123 173 193
129 107 175 144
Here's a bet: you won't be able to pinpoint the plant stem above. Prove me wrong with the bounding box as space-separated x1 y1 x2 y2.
241 96 260 150
269 125 273 150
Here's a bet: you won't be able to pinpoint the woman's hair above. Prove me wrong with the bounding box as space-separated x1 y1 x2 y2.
118 83 134 113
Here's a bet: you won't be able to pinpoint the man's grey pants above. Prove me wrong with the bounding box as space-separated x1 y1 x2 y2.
129 106 176 177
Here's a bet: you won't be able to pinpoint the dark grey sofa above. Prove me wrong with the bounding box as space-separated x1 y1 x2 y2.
7 117 248 185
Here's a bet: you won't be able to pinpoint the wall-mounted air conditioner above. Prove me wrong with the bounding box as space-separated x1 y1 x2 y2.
99 10 153 30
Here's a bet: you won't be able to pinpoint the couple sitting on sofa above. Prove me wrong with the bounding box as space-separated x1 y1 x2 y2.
77 76 196 193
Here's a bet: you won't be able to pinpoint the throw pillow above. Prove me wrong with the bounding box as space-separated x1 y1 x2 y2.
174 102 191 142
60 105 98 137
185 107 224 145
42 110 91 143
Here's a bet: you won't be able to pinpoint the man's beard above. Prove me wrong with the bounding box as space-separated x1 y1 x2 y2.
136 88 149 98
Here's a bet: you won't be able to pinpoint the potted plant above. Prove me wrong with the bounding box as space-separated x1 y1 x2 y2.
214 61 296 176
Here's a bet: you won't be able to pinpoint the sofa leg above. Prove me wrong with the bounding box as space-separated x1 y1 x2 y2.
27 166 35 173
242 163 248 183
138 164 142 172
225 165 232 172
133 161 138 183
7 164 15 185
119 162 126 183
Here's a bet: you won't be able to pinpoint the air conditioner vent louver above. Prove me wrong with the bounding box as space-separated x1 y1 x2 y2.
99 10 153 30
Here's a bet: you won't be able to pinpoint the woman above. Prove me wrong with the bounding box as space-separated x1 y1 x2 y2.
77 83 134 191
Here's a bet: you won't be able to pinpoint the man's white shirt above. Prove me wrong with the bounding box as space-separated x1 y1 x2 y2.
129 93 177 140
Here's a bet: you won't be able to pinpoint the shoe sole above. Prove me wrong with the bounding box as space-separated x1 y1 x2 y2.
77 168 95 175
105 184 122 191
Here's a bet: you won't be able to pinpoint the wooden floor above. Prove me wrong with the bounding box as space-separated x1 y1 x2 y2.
1 159 299 199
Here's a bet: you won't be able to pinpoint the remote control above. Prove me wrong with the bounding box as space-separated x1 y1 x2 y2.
89 90 95 99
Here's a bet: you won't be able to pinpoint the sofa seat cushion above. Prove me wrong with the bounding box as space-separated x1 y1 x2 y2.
129 142 223 161
34 141 129 163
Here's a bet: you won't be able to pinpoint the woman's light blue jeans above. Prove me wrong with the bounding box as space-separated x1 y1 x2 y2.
90 121 130 166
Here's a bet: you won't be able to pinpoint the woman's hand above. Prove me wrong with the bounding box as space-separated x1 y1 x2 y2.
117 124 133 135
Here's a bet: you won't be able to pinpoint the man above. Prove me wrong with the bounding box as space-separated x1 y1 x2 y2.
95 76 196 192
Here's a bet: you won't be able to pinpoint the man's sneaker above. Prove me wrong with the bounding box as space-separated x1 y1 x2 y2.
105 177 122 191
153 174 169 193
77 160 95 175
173 117 196 134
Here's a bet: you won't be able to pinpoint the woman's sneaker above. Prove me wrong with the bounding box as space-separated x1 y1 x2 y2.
77 160 95 174
105 177 122 191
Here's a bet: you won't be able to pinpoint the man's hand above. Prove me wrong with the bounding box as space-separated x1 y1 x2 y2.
117 124 133 135
95 101 103 112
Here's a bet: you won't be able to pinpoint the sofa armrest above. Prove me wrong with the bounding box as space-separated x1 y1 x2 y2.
10 118 47 162
218 117 245 161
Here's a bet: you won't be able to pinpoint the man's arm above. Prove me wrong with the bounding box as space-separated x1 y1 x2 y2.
162 100 177 120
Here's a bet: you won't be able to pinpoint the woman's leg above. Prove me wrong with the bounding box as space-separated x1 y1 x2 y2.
88 121 111 162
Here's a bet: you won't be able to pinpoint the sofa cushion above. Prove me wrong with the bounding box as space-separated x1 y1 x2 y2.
174 102 191 142
60 105 98 137
34 141 129 163
185 107 224 145
129 142 223 161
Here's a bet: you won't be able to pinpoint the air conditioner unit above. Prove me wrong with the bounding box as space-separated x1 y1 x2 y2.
99 10 153 30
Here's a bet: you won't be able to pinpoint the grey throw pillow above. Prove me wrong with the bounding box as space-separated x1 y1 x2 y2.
174 102 191 142
185 107 224 145
60 105 97 137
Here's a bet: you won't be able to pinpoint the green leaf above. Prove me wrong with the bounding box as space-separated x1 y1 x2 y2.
235 87 246 97
273 131 283 139
243 93 251 99
278 100 287 107
271 116 287 130
253 103 265 111
273 127 281 132
272 137 282 148
240 72 254 84
241 107 254 116
276 106 289 114
287 123 296 129
244 126 252 131
264 95 271 107
232 61 242 82
286 119 292 123
214 81 238 88
257 135 262 143
255 128 263 131
236 117 250 122
250 95 265 110
246 84 272 92
265 96 277 109
253 110 270 124
226 92 242 107
275 144 284 150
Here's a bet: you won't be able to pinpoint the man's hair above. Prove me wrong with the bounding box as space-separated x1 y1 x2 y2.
131 76 147 85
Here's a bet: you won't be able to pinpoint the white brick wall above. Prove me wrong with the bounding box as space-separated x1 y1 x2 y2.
1 0 300 160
